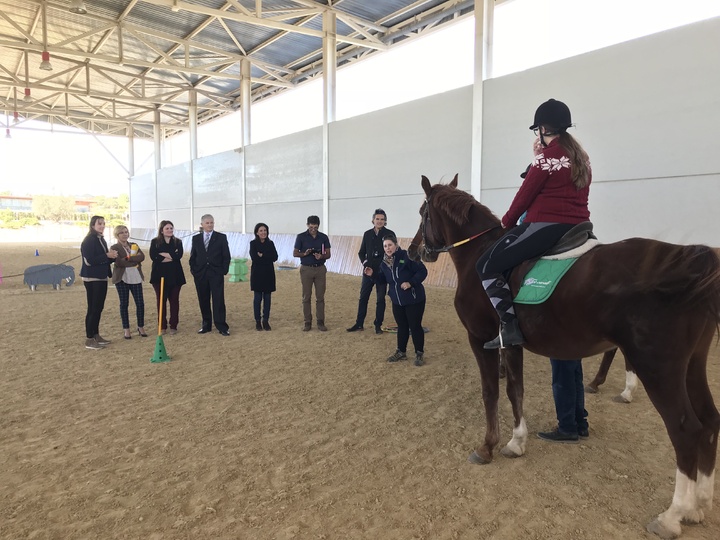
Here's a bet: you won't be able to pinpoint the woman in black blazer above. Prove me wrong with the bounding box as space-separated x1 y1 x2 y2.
80 215 118 350
149 220 186 334
249 222 278 330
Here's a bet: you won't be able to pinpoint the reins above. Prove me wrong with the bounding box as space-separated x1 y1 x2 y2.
420 226 500 254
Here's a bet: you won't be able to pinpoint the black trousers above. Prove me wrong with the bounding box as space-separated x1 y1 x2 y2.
194 274 228 332
84 280 108 338
392 300 426 354
355 273 387 327
476 222 575 278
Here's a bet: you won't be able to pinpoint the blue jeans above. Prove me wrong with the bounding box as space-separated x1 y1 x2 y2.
355 273 387 327
550 358 588 435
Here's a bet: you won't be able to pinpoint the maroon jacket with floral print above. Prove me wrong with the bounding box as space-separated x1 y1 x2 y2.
502 138 591 228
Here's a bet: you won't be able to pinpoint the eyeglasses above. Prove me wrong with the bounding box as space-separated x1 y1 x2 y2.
532 128 540 136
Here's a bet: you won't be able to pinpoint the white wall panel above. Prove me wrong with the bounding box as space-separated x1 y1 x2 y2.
192 150 244 208
589 175 719 245
155 209 191 232
246 201 324 235
329 194 425 238
130 173 155 212
329 86 472 201
157 163 191 211
193 205 243 233
130 210 156 230
245 128 323 204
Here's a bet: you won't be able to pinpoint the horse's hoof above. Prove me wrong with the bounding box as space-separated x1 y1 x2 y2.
584 385 599 394
612 394 631 404
646 518 680 539
500 446 523 458
467 451 491 465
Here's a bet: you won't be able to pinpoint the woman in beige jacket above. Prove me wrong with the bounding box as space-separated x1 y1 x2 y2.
110 225 148 339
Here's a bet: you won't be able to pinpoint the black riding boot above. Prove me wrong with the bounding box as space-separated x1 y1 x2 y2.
482 276 524 349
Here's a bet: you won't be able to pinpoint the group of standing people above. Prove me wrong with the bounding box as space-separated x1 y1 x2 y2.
80 213 244 348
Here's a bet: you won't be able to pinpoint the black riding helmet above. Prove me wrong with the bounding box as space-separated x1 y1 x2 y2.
529 98 572 132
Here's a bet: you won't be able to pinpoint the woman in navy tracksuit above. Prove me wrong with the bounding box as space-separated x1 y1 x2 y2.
365 235 428 366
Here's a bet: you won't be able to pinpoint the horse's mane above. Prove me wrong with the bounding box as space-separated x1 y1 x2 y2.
432 184 500 227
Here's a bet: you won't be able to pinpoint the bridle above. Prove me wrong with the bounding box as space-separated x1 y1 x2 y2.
414 194 500 256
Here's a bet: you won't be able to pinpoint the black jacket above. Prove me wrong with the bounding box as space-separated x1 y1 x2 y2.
249 238 278 292
358 226 395 273
374 248 427 307
149 238 186 288
189 231 231 279
80 234 112 279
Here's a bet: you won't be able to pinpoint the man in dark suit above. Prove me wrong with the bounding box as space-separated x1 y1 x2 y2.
189 214 232 336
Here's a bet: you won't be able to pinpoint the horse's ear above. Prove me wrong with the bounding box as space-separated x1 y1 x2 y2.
449 174 458 188
421 175 432 196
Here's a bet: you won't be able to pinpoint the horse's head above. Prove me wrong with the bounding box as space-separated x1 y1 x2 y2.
408 174 459 263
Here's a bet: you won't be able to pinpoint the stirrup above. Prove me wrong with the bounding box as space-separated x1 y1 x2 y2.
484 321 524 350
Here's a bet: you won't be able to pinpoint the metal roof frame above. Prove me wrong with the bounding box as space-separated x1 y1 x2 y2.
0 0 477 139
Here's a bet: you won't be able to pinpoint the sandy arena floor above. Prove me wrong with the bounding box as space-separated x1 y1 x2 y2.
1 242 718 539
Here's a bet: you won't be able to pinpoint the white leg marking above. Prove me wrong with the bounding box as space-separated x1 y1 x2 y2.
501 417 527 458
697 469 715 512
655 469 701 535
620 371 638 403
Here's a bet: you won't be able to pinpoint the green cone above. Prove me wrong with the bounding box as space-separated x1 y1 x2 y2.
150 335 171 363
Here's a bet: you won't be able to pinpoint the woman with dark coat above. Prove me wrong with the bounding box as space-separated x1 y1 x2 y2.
365 235 428 366
249 222 278 330
80 215 118 350
149 220 186 334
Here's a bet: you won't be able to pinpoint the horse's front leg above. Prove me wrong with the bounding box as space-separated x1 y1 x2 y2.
467 338 501 465
499 347 527 459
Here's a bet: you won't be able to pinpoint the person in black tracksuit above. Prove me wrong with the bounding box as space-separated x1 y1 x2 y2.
347 209 395 334
365 235 428 366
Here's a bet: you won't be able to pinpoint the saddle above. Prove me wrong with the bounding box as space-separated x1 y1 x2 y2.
511 222 600 304
543 221 597 257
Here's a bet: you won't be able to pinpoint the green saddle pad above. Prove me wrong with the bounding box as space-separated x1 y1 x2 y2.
514 258 578 305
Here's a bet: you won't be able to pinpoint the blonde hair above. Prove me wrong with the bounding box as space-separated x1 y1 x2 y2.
113 225 129 238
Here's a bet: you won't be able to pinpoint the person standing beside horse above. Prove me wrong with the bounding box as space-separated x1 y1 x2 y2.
476 98 592 350
365 235 428 366
347 208 395 334
80 215 118 350
110 225 147 339
149 220 186 335
190 214 232 336
249 222 278 331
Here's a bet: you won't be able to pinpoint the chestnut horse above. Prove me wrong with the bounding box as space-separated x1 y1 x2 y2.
409 175 720 539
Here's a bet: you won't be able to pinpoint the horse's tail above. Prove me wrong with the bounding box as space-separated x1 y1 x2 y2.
639 244 720 327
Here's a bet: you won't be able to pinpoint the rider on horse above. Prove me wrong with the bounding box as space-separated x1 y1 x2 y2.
477 99 592 349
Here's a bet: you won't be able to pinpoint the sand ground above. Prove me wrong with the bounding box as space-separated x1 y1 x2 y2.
1 242 718 539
